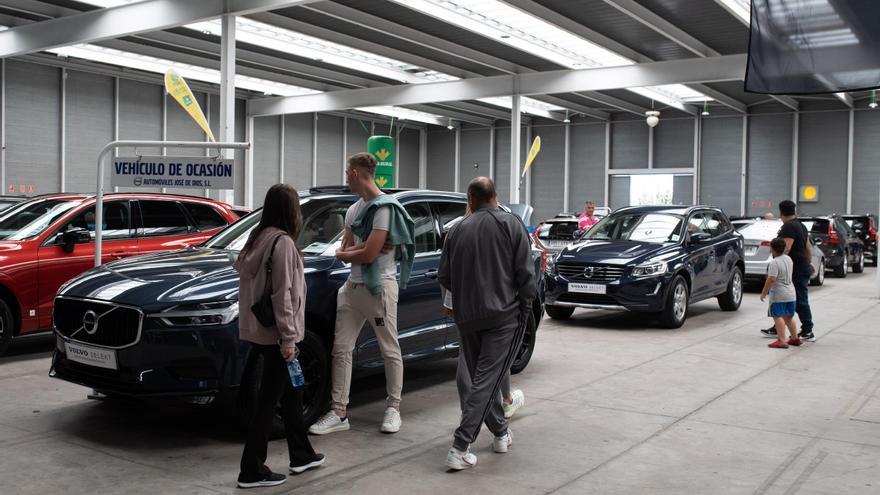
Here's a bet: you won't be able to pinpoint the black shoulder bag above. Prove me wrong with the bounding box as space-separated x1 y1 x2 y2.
250 234 285 327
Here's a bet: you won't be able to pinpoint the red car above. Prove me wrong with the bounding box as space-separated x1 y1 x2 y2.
0 193 243 354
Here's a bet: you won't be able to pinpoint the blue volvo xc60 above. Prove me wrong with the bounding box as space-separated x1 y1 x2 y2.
544 205 744 328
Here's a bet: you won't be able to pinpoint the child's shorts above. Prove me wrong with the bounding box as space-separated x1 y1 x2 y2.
769 301 796 318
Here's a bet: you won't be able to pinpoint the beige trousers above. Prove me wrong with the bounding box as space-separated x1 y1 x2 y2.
331 279 402 411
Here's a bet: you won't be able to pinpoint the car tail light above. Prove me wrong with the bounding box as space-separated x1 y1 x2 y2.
760 240 771 247
869 220 877 242
540 249 548 273
531 223 545 249
827 224 840 244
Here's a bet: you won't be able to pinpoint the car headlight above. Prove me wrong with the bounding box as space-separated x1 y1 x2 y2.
545 252 560 274
631 261 668 278
153 301 239 327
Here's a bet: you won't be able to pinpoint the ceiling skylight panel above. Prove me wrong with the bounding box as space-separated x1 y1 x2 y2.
189 18 456 84
46 44 317 97
392 0 632 69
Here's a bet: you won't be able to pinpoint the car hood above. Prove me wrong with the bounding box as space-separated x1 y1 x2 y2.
57 247 338 309
557 239 677 265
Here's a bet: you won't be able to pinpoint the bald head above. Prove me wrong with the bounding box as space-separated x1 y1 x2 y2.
467 177 496 206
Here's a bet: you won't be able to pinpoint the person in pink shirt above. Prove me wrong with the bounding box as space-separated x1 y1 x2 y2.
578 201 600 230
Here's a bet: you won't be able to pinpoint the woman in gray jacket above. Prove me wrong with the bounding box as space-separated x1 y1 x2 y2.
235 184 324 489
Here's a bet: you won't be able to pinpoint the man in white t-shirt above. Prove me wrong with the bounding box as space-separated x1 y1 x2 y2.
309 152 404 436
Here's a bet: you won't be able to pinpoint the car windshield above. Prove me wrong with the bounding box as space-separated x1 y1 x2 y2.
204 196 356 254
0 199 82 240
844 218 866 231
584 212 684 243
738 220 782 240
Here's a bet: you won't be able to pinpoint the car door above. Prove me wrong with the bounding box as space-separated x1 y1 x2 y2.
685 212 717 299
707 212 738 293
36 200 137 328
355 201 447 366
135 199 205 254
433 200 468 350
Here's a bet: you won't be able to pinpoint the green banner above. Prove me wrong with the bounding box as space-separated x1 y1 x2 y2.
367 135 394 189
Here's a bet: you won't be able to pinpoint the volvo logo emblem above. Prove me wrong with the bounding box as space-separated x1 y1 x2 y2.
582 266 596 279
82 310 99 335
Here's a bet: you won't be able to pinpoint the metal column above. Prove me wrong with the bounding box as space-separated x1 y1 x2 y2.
740 115 748 215
510 94 522 203
418 128 427 189
647 124 654 169
453 126 461 193
341 116 348 182
245 110 254 208
0 59 5 194
791 112 799 202
846 109 854 214
311 113 318 187
218 14 236 204
604 121 611 207
279 115 285 184
693 116 701 205
563 121 571 212
395 124 401 187
488 123 495 182
60 68 67 192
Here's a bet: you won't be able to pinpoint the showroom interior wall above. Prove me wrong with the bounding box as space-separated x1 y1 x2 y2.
2 58 879 219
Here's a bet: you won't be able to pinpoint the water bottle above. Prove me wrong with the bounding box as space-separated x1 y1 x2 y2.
288 358 305 388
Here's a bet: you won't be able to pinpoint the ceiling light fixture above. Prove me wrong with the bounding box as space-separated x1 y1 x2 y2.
447 118 455 130
646 110 660 128
563 110 571 123
701 101 710 116
870 90 878 109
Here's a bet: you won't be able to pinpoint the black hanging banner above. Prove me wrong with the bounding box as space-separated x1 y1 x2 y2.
746 0 880 94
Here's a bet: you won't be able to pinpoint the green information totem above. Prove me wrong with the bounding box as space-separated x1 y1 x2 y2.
367 135 394 189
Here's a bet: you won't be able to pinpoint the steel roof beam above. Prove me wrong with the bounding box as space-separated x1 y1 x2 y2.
295 3 616 119
249 54 747 117
0 0 322 58
505 0 750 113
404 105 494 126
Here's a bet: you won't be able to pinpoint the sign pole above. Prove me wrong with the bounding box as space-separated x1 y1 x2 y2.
94 140 250 267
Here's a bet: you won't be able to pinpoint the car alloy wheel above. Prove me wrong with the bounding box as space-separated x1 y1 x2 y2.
817 260 825 285
673 283 687 321
732 271 742 305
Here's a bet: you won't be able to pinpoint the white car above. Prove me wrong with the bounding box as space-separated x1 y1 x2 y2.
738 219 825 286
532 208 610 254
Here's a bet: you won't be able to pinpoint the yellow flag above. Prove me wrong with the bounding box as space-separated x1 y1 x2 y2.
164 69 215 142
520 135 542 178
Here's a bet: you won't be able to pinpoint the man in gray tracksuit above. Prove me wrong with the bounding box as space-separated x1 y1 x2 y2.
439 176 536 470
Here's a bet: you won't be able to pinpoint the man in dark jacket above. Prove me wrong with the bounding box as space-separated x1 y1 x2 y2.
439 177 536 470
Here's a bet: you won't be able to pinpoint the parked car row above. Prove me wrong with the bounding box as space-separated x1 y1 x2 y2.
734 213 869 280
537 205 875 329
44 188 544 427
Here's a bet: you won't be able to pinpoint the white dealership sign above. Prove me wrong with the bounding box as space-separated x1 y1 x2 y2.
112 156 235 190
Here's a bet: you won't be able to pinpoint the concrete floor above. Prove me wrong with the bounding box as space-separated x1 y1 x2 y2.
1 269 879 495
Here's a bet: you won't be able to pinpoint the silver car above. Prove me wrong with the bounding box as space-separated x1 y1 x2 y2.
739 219 825 286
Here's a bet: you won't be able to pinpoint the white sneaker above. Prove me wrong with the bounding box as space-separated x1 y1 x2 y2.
503 389 525 419
308 411 349 435
445 447 477 470
380 407 401 433
493 429 513 453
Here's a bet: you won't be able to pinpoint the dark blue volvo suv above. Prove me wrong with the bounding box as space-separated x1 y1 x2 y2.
49 188 544 426
544 205 744 328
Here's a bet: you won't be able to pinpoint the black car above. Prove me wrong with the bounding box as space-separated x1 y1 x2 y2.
842 214 877 267
544 206 744 328
801 215 865 277
48 188 545 426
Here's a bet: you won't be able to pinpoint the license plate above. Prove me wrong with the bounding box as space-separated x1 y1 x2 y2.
569 282 607 294
546 240 569 248
746 247 757 256
65 341 118 370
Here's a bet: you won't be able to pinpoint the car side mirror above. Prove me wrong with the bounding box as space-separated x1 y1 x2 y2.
61 227 92 253
689 232 711 244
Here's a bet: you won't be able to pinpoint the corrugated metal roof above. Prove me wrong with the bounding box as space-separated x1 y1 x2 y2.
635 0 749 55
533 0 697 62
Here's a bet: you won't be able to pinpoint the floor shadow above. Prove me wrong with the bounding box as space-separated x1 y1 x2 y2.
0 334 55 364
553 305 715 332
